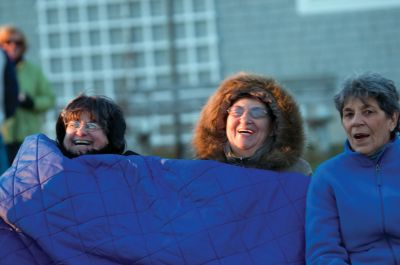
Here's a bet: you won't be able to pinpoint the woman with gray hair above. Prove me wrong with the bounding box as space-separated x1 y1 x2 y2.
306 73 400 264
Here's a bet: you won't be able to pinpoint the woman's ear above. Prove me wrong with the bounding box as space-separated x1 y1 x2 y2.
391 111 400 131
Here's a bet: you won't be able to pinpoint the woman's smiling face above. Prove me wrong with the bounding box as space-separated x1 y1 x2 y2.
342 96 398 156
226 97 272 158
63 112 109 156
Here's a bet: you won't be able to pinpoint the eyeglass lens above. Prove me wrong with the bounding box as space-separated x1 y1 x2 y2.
228 106 268 119
4 39 23 46
66 121 100 131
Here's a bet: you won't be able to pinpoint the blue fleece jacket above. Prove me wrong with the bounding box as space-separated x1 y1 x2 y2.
306 136 400 265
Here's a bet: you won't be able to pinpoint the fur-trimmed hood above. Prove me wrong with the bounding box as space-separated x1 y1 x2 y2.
192 72 309 172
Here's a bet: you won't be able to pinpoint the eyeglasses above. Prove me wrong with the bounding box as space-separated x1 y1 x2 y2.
66 121 102 132
3 39 24 46
227 106 269 119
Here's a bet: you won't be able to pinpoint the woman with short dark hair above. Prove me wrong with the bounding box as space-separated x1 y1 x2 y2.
55 94 138 157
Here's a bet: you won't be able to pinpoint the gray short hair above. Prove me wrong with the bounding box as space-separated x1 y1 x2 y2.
334 73 400 134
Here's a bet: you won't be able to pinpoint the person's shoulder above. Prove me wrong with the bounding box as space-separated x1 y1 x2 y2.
312 152 347 181
20 60 44 73
123 150 140 156
289 158 313 176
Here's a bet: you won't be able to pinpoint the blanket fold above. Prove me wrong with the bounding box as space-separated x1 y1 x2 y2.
0 134 309 265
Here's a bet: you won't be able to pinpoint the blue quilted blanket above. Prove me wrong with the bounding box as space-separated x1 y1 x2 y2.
0 134 309 264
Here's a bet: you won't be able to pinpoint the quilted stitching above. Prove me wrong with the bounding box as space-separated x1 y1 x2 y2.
0 134 309 265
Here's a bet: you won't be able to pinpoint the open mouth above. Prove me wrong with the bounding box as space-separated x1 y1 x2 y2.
353 133 369 140
73 140 91 146
238 129 254 135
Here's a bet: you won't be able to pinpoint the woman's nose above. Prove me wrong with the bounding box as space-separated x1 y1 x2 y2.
240 111 253 123
351 112 364 125
75 126 88 135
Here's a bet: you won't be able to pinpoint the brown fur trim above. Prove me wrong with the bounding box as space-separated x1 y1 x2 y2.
192 72 306 170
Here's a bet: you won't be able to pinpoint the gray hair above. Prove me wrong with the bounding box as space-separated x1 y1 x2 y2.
334 73 400 134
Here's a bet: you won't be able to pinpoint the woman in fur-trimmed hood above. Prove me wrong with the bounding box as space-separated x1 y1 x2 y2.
192 72 312 175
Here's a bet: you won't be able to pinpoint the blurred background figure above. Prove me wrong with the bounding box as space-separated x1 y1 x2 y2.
0 48 19 174
0 24 55 165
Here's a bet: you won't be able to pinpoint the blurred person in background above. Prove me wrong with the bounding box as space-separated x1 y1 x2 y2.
306 73 400 264
0 49 18 174
192 71 312 176
0 24 55 164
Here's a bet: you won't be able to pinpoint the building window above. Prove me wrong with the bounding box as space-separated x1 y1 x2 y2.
37 0 220 102
50 57 63 73
66 7 80 23
68 31 81 47
46 9 59 24
109 28 124 44
72 80 85 95
154 50 169 66
133 52 146 68
193 0 207 12
198 70 211 83
107 3 123 19
175 48 188 65
48 33 61 49
70 56 83 72
111 54 125 69
113 77 127 93
135 76 147 88
128 1 142 18
130 27 143 43
194 21 207 37
152 25 167 41
196 46 209 63
150 0 165 16
173 0 185 14
156 74 172 86
91 55 103 71
89 30 101 46
92 79 105 94
174 23 186 39
87 5 99 21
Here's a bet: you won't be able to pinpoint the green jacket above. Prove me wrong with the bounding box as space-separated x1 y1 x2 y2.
1 60 55 143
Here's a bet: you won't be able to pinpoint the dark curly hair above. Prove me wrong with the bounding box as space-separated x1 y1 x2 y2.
56 94 127 156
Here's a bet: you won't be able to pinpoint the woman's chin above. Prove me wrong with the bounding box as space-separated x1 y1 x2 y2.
71 146 93 155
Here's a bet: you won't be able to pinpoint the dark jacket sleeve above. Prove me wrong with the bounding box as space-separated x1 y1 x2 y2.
3 52 19 118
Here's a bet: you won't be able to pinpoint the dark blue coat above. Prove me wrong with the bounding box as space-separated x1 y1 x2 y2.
0 134 309 264
1 49 19 119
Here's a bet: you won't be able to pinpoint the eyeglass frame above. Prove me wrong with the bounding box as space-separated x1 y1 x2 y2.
65 120 102 132
227 106 269 119
2 39 24 47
